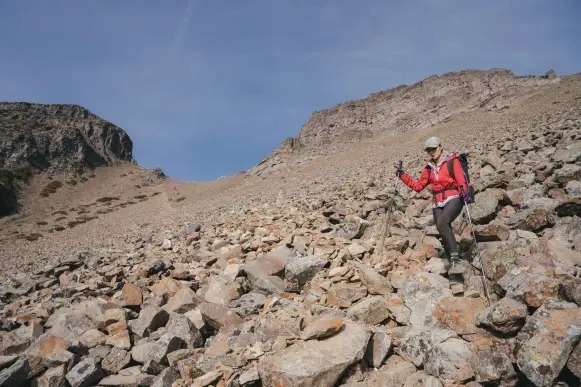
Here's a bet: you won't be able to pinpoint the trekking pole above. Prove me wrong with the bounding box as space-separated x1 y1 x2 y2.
461 193 491 306
379 160 402 256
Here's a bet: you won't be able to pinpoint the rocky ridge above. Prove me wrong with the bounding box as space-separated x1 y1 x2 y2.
0 102 134 172
0 102 137 216
251 69 560 176
1 76 580 386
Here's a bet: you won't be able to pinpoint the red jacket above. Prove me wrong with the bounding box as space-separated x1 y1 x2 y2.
399 152 468 206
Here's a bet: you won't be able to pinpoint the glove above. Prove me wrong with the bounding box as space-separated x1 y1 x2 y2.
460 190 471 203
395 162 404 178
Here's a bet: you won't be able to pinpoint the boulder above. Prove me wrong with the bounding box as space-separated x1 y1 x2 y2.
515 300 581 386
364 330 392 368
433 297 486 336
257 323 370 387
476 298 527 335
424 338 475 384
346 296 391 326
65 358 104 387
470 190 499 224
355 263 392 295
285 256 327 292
301 317 344 341
471 350 517 386
0 357 30 386
497 265 559 307
398 272 452 329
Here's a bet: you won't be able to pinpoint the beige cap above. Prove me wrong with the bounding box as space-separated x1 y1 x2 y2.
424 136 441 149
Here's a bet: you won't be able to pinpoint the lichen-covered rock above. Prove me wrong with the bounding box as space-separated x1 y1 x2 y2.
515 300 581 386
476 298 528 335
433 297 486 336
497 265 559 307
471 350 517 386
285 256 327 291
424 338 475 384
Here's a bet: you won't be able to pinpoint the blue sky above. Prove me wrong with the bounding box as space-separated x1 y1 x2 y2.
1 1 580 181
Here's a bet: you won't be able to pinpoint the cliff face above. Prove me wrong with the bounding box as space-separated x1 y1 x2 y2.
0 102 134 172
251 69 560 175
0 102 135 216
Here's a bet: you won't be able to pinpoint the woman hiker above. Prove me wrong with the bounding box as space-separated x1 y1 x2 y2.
395 136 470 268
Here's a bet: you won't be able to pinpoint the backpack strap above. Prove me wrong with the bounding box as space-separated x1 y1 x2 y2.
447 159 456 182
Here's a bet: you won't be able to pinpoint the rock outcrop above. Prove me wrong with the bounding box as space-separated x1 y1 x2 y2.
0 102 134 171
0 102 135 216
251 69 560 175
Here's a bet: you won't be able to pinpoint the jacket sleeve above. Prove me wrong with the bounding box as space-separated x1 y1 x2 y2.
451 158 468 193
400 167 430 192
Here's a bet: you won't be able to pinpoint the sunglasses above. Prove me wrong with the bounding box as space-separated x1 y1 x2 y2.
425 147 438 153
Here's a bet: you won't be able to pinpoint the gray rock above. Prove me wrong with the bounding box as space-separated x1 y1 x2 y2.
346 296 391 325
102 347 131 374
480 243 520 281
497 266 559 307
476 298 528 335
552 141 581 164
560 276 581 306
285 256 327 291
198 302 242 330
375 359 417 387
166 313 203 348
424 338 475 384
31 364 66 387
0 357 30 387
46 312 95 341
230 292 266 316
151 367 180 387
364 331 392 368
471 351 517 387
243 251 288 283
385 295 411 325
515 300 581 386
162 287 203 314
200 275 243 306
567 341 581 379
397 272 452 329
0 323 43 355
356 263 392 295
471 190 499 224
397 323 457 367
402 370 442 387
238 365 260 385
257 323 370 386
565 180 581 196
554 164 581 186
131 334 182 365
97 373 154 386
131 306 169 338
0 356 17 370
252 276 285 295
65 358 104 387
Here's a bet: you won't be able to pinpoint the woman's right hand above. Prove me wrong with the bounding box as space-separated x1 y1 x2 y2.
395 162 404 177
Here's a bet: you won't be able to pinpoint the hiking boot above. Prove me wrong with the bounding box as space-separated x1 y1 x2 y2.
448 254 465 276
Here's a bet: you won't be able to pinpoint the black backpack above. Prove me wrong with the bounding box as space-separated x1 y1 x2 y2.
447 153 475 204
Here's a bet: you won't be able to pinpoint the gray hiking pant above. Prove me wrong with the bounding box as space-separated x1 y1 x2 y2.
432 198 464 258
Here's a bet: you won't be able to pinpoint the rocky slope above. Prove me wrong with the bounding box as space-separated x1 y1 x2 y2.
0 69 580 387
251 69 560 175
0 102 135 216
